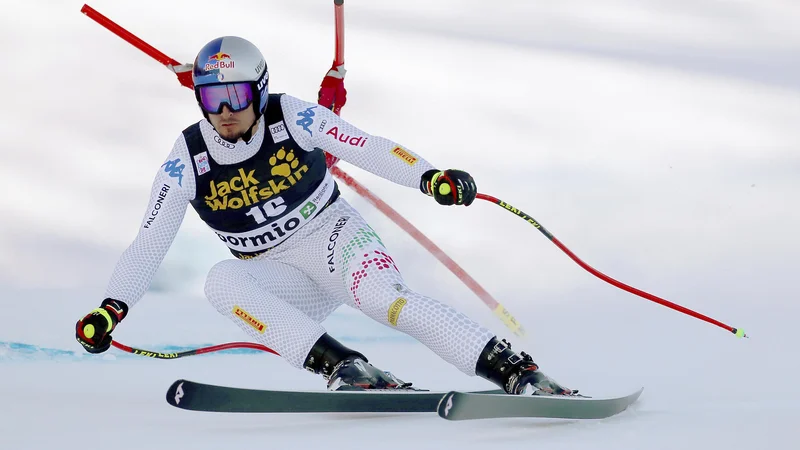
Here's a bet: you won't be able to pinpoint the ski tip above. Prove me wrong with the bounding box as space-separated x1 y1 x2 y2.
166 379 190 407
629 387 645 402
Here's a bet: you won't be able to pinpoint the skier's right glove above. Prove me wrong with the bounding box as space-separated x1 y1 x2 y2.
75 298 129 354
420 169 478 206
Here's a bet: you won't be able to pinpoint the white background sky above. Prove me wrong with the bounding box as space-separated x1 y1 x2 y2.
1 1 798 449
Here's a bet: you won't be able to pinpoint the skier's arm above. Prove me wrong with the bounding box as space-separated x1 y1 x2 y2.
280 95 435 189
103 137 196 309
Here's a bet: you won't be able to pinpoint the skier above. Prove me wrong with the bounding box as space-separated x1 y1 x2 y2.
75 36 572 396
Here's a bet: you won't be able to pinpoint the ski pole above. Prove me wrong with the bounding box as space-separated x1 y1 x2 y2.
332 0 345 116
110 340 279 359
476 193 747 338
80 4 193 88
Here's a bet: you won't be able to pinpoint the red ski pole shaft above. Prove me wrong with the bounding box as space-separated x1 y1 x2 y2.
80 4 194 88
110 340 279 359
81 4 180 67
334 0 345 66
476 193 747 338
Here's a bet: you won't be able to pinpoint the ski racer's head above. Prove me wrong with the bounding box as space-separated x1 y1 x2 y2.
192 36 269 143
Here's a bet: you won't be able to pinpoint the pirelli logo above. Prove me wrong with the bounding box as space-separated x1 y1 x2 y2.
390 147 418 166
233 305 266 334
387 297 408 326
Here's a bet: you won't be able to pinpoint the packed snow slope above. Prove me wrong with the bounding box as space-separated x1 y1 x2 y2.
1 1 798 449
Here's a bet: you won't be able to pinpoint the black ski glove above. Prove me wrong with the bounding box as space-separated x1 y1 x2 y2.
420 169 477 206
75 298 129 353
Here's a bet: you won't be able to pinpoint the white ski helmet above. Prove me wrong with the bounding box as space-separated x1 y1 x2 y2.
192 36 269 120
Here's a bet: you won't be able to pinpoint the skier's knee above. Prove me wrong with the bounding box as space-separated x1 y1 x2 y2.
204 259 244 301
355 281 417 324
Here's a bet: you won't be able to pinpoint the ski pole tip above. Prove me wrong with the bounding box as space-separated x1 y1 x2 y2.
733 328 748 339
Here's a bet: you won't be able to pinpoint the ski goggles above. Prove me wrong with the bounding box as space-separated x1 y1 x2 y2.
197 82 254 114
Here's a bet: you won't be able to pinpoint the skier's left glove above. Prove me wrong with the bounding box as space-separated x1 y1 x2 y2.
75 298 128 354
420 169 477 206
318 62 347 116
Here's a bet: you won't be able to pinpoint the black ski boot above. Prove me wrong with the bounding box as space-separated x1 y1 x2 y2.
303 333 413 391
475 337 575 396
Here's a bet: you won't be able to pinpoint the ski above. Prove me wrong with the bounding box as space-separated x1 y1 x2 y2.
437 387 644 421
166 379 503 413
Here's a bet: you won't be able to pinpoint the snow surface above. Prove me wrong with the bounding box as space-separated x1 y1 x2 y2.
2 0 799 449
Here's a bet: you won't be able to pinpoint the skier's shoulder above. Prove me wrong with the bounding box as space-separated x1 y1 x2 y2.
178 119 205 148
277 93 321 117
276 93 332 144
174 119 215 162
152 123 199 192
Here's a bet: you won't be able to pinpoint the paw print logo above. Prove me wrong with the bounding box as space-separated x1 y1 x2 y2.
269 147 299 177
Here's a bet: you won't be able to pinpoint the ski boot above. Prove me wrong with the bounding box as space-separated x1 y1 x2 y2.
326 357 413 391
476 337 576 396
303 333 414 391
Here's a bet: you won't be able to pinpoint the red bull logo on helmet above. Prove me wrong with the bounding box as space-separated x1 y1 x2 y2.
208 52 231 61
204 52 235 71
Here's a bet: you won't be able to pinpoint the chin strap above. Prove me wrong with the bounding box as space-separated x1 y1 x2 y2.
242 101 267 143
240 117 258 143
211 114 261 144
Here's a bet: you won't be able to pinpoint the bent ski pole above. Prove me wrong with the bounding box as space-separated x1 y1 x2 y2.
476 193 747 338
111 340 279 359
